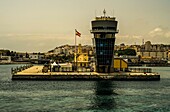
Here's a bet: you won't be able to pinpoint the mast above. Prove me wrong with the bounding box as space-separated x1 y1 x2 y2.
75 29 77 71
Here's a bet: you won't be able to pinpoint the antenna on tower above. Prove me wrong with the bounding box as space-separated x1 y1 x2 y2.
142 39 144 45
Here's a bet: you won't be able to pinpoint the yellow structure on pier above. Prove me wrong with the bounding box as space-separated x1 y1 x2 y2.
75 44 89 67
114 58 128 70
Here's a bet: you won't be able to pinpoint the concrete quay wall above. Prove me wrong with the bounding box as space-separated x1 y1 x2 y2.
11 65 160 81
12 74 160 81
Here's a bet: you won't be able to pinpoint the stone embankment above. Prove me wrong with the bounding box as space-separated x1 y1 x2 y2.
11 65 160 81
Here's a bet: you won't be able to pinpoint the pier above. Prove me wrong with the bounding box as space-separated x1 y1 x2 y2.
11 65 160 81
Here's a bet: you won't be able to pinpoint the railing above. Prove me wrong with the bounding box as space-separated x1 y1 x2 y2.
11 64 33 75
90 29 119 33
129 68 152 73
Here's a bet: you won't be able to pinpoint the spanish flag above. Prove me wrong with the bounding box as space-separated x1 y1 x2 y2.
75 29 81 37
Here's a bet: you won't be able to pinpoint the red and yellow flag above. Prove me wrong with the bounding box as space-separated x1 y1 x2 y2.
75 29 81 37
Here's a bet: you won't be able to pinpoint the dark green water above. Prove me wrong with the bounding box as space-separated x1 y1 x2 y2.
0 65 170 112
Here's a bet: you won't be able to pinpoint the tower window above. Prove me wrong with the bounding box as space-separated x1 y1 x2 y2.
100 52 103 55
100 43 103 47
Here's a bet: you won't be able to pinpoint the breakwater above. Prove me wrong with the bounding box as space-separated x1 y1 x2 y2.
11 65 160 81
12 74 160 81
11 64 33 75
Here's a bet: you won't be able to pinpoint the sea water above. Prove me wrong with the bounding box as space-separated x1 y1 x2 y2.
0 65 170 112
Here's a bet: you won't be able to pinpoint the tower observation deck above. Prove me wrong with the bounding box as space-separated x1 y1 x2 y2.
91 10 118 73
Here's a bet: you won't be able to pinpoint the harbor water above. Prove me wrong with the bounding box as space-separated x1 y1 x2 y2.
0 65 170 112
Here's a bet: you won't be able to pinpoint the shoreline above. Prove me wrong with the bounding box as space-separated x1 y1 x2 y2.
1 62 170 67
129 63 170 67
0 62 31 65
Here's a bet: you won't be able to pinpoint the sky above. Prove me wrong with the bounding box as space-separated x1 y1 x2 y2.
0 0 170 52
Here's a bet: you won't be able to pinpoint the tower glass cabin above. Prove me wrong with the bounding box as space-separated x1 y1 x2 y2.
91 11 118 73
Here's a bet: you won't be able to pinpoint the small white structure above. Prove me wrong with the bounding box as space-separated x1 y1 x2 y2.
0 56 11 63
51 62 72 72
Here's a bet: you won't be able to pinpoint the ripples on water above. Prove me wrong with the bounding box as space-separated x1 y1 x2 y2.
0 65 170 112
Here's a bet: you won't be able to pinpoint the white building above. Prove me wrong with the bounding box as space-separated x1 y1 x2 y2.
53 45 74 56
0 56 11 63
29 53 44 60
137 51 167 59
53 47 62 55
168 51 170 63
137 41 170 60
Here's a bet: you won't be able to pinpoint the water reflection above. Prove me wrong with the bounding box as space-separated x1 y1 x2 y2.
91 81 117 110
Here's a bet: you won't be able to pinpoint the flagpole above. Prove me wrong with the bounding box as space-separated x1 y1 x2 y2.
75 29 77 72
74 29 81 72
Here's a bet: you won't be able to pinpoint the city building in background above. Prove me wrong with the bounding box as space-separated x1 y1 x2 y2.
0 55 11 63
137 41 170 63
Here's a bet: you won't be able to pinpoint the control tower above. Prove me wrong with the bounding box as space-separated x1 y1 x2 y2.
91 10 118 73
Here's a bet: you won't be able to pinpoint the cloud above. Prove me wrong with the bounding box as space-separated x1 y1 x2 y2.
149 27 170 38
165 31 170 38
0 33 69 40
0 33 92 52
149 27 164 37
132 35 142 39
116 34 143 45
147 27 170 44
0 33 69 52
117 35 130 38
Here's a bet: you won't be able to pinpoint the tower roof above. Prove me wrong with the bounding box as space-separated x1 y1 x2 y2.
94 9 115 21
